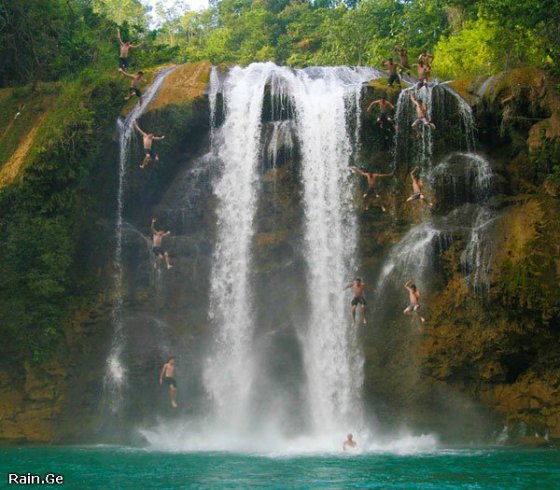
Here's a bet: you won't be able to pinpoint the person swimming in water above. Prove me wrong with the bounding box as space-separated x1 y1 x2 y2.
410 94 436 133
343 433 357 451
343 278 369 326
403 279 426 323
151 218 173 270
406 167 433 207
116 28 144 70
352 166 393 212
134 122 165 169
159 357 178 408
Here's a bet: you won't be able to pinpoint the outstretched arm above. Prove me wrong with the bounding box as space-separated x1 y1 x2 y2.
404 279 413 291
377 171 394 178
159 364 166 384
367 100 380 112
153 135 166 140
116 28 124 45
151 218 158 235
118 68 135 79
352 166 367 176
134 121 147 136
343 282 353 291
131 41 144 49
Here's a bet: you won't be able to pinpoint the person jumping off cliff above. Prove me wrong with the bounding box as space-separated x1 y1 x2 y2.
383 58 402 88
343 278 369 326
410 94 436 133
367 98 397 130
119 68 146 102
403 279 426 323
134 122 165 169
151 218 173 270
352 166 393 212
159 357 178 408
116 28 144 70
406 167 433 207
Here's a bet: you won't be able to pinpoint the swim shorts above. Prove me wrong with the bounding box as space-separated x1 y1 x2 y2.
365 187 378 198
153 246 166 257
388 73 400 86
145 148 157 159
130 87 142 98
119 57 129 69
351 296 367 306
163 377 176 388
410 192 423 201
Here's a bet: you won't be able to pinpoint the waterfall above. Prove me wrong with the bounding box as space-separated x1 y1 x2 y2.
103 68 175 414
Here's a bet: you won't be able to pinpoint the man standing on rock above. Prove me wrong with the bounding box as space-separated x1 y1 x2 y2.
159 357 178 408
116 28 144 70
134 122 165 168
343 278 369 326
352 166 393 212
151 218 173 270
383 58 402 88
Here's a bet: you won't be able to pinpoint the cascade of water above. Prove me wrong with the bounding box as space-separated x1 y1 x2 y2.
262 120 296 171
203 64 278 432
103 68 175 414
291 66 381 432
441 85 476 150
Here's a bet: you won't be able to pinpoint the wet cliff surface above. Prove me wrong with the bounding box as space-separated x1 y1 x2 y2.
0 64 559 446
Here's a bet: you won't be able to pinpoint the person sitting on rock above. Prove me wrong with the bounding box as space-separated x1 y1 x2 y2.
151 218 172 270
352 166 393 212
367 97 397 130
159 357 178 408
134 122 165 169
118 68 146 102
343 433 357 451
116 28 144 70
343 278 369 326
410 94 436 132
383 58 402 88
406 167 433 207
403 279 426 323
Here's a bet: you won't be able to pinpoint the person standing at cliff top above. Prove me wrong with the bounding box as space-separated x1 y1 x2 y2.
151 218 173 270
351 166 393 212
406 167 433 207
403 279 426 323
134 122 165 169
159 357 178 408
343 433 357 451
116 28 144 70
410 94 436 132
367 98 397 131
343 278 369 326
412 61 431 90
383 58 402 88
119 68 146 102
418 50 434 68
394 45 411 77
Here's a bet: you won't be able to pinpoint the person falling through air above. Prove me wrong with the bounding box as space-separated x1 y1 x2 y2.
134 122 165 169
352 166 393 212
151 218 173 270
406 167 433 207
410 94 436 133
159 357 178 408
119 68 146 102
116 28 143 70
343 278 369 326
343 433 357 451
367 98 397 130
403 279 426 323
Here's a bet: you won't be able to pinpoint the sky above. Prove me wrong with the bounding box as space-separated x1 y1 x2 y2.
143 0 209 13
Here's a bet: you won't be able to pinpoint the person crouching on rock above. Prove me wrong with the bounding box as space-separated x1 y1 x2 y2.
151 218 172 270
159 357 178 408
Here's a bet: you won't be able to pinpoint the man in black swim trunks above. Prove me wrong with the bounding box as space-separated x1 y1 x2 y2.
352 166 393 212
159 357 178 408
151 218 173 270
343 278 369 326
134 122 165 169
116 28 144 70
119 68 146 102
383 58 402 88
367 98 397 130
406 167 433 207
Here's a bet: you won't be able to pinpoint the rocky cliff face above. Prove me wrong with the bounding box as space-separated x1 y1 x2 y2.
0 64 558 445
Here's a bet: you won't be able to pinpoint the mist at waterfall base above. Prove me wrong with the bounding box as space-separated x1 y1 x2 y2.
104 63 506 454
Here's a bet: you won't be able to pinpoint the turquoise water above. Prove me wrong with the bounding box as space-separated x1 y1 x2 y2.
1 447 559 489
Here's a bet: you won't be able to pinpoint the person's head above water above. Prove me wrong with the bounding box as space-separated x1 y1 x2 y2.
347 433 353 440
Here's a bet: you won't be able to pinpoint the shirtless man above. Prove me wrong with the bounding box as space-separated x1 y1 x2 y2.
367 98 397 130
343 433 357 451
343 278 369 326
352 166 393 212
403 279 426 323
410 94 436 132
159 357 178 408
412 60 431 89
151 218 173 269
418 50 434 68
394 46 411 76
118 68 146 102
134 122 165 168
406 167 433 207
383 58 402 88
116 28 144 70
